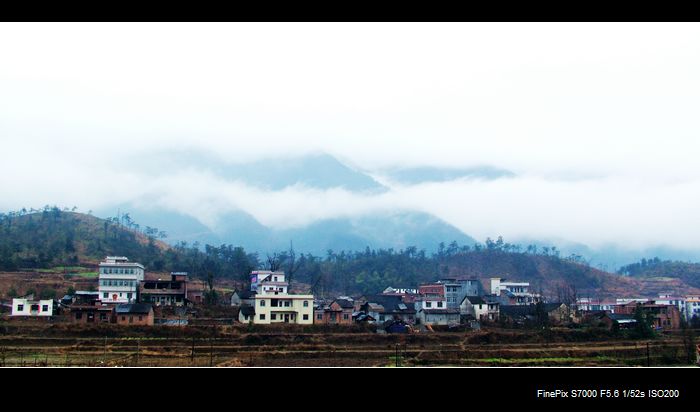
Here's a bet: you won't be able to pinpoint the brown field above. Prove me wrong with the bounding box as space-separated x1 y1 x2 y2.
0 321 696 367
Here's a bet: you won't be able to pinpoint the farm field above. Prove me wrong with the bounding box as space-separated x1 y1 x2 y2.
0 323 696 367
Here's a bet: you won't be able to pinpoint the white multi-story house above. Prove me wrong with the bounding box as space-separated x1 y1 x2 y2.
576 298 616 312
11 297 54 316
460 295 500 322
490 277 542 305
98 256 145 304
249 271 314 324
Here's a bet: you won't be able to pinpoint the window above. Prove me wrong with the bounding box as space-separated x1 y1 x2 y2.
17 304 24 311
343 314 349 320
260 314 266 320
271 314 277 320
273 277 278 281
121 316 126 321
129 316 133 323
379 315 385 321
303 314 309 320
437 301 443 308
317 314 323 320
31 304 40 311
139 316 143 321
260 300 266 307
284 301 290 307
127 293 132 300
426 301 432 308
42 305 49 312
303 301 309 307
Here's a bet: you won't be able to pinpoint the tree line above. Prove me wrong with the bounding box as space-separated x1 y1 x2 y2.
1 209 607 297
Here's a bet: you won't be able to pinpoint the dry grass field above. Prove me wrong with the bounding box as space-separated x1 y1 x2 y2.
0 321 696 367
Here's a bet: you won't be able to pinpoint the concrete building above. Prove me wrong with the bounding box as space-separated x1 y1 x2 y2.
439 278 482 309
71 305 114 324
654 295 686 319
416 283 447 311
460 295 500 322
251 271 313 324
98 256 145 304
250 270 286 293
490 277 542 305
576 298 616 312
684 295 700 322
11 298 54 317
615 301 682 330
140 272 188 306
315 298 354 324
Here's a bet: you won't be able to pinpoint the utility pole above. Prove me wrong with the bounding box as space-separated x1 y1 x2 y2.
191 337 195 364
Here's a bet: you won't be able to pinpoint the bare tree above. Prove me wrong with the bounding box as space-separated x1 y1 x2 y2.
266 253 282 272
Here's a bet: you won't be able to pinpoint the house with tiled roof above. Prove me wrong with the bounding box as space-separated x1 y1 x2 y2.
361 294 416 324
460 295 499 322
315 298 355 324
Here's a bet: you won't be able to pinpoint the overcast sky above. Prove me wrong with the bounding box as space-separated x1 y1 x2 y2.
2 23 700 250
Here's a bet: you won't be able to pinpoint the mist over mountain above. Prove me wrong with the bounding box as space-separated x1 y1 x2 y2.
382 165 515 185
86 151 700 267
132 151 386 192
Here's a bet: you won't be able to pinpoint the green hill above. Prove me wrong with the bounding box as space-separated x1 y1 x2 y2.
0 208 170 271
618 258 700 289
2 209 698 299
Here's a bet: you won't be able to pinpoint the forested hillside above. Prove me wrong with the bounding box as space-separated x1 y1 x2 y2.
618 257 700 289
1 209 697 299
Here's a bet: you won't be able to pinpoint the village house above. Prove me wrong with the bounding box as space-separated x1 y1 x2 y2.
595 312 638 330
238 305 255 323
615 301 681 330
414 283 459 326
362 294 416 325
140 272 188 307
251 271 313 324
439 277 482 309
71 305 114 324
415 283 447 311
186 279 206 304
315 298 355 324
654 294 686 318
684 295 700 322
230 290 256 307
499 302 572 325
490 277 542 305
576 298 616 313
114 303 154 326
11 297 54 317
98 256 145 304
460 295 500 322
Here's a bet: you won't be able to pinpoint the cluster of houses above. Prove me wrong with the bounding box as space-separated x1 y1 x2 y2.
231 276 546 330
10 256 205 325
7 255 700 333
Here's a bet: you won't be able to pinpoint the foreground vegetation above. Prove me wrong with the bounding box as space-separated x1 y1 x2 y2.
0 322 696 367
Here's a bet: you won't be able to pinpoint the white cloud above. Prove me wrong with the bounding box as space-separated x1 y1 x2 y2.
2 22 700 250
